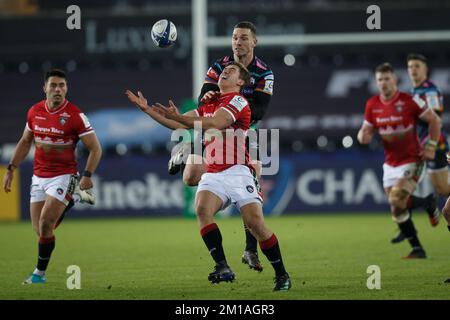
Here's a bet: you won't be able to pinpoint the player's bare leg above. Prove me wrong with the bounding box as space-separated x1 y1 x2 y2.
30 201 45 236
386 180 426 259
240 202 291 291
442 196 450 231
429 170 450 197
242 161 263 271
23 195 66 284
195 190 235 283
183 154 207 186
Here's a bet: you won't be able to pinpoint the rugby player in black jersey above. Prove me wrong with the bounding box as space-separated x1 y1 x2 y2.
169 21 274 272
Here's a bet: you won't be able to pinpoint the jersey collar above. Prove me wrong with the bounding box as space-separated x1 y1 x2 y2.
379 90 400 105
45 99 68 114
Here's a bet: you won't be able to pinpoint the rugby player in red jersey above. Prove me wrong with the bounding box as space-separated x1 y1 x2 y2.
358 63 441 259
126 62 290 291
170 21 273 272
3 69 102 284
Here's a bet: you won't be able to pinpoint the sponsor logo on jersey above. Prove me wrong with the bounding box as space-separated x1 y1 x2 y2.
250 77 255 85
34 125 64 135
57 188 64 195
35 116 47 120
59 117 67 125
246 185 254 193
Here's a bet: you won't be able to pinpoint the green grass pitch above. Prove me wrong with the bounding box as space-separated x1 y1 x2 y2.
0 213 449 299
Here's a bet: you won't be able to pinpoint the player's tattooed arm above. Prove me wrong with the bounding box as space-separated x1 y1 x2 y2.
357 122 375 145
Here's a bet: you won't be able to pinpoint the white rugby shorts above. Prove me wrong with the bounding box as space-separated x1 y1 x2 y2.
196 165 263 210
30 174 73 205
382 161 424 192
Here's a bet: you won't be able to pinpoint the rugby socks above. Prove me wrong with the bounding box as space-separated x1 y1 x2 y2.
406 195 427 210
54 199 74 229
200 223 227 266
259 233 287 277
36 236 55 273
397 218 422 249
244 223 258 252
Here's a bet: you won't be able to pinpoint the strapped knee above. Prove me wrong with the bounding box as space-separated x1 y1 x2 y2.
388 187 408 207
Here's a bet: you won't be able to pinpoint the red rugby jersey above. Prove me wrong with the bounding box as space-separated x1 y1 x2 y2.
26 99 94 177
364 91 430 166
195 92 253 173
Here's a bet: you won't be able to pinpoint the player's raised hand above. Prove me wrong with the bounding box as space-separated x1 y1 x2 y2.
125 90 150 112
153 102 169 117
167 100 180 117
3 170 13 193
201 90 220 103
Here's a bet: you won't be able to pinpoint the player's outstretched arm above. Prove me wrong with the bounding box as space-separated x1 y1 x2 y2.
155 101 234 130
357 122 375 145
3 128 33 193
79 132 102 190
125 90 189 130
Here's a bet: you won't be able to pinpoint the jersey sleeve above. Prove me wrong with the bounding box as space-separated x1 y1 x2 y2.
26 108 33 132
221 95 249 122
424 89 443 112
73 111 94 137
204 59 223 85
411 95 431 118
254 71 274 95
363 101 374 126
195 105 204 117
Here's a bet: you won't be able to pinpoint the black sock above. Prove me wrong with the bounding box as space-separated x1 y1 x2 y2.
406 195 427 210
37 236 55 272
398 218 422 249
200 223 227 266
244 224 258 252
55 199 74 229
259 234 287 277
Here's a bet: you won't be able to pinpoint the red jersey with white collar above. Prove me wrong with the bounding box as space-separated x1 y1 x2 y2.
195 92 252 173
364 91 430 166
26 99 94 177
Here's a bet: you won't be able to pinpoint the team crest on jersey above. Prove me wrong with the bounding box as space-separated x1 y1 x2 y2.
59 116 67 125
246 185 254 193
395 101 404 113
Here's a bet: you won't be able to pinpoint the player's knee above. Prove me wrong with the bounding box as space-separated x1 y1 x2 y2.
388 188 407 209
183 174 200 186
195 203 214 220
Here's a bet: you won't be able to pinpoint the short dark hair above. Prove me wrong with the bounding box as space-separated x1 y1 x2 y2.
45 69 67 83
226 61 251 88
234 21 257 37
407 53 427 64
375 62 395 74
